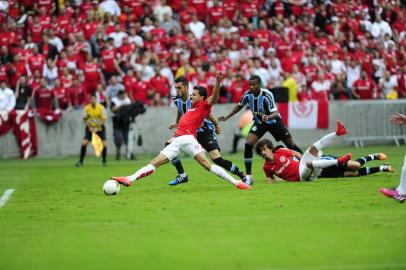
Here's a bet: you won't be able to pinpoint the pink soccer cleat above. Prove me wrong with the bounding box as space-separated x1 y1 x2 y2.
337 153 352 165
111 176 132 187
236 181 251 190
379 188 405 203
335 120 347 136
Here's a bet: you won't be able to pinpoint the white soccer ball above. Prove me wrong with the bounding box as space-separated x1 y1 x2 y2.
103 179 120 195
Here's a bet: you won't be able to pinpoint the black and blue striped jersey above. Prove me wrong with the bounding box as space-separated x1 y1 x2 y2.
238 88 280 125
173 98 215 134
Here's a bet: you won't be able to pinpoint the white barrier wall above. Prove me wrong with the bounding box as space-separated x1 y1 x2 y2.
1 100 405 159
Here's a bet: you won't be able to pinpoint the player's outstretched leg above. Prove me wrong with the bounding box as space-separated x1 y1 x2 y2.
168 157 189 186
112 153 169 187
358 164 394 175
313 120 347 152
380 155 406 203
194 152 250 190
356 153 387 166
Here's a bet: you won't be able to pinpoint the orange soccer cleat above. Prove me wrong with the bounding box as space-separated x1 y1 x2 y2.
335 120 347 136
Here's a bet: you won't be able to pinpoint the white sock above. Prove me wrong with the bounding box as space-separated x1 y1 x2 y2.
210 164 239 185
313 132 338 151
396 155 406 196
128 164 156 182
312 159 338 169
180 173 187 178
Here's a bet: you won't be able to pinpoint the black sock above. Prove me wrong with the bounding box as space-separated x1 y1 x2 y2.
244 143 253 175
356 155 374 166
358 167 380 176
232 134 242 153
102 147 107 163
79 145 87 163
171 157 185 175
213 157 244 180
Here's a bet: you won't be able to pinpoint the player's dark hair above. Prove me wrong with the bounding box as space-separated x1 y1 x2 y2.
255 139 274 156
194 86 208 99
175 76 189 87
249 75 262 84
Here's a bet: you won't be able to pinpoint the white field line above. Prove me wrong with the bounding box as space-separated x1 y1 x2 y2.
0 189 15 208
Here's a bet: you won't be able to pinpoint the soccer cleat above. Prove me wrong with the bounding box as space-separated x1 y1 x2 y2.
379 188 405 203
75 161 83 167
381 164 394 173
168 175 189 186
335 120 347 136
242 175 254 186
373 153 387 160
111 176 132 187
236 181 251 190
337 153 352 165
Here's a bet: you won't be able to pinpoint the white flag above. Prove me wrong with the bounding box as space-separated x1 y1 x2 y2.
288 101 318 129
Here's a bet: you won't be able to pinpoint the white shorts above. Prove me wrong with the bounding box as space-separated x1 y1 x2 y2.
160 135 205 161
299 148 323 181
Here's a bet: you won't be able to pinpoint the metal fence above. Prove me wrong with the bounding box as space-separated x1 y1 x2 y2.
342 100 406 147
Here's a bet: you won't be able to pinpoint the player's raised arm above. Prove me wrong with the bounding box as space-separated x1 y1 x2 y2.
207 72 223 105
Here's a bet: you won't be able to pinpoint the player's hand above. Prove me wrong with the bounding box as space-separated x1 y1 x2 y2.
390 113 406 125
218 116 227 122
266 178 277 184
168 122 178 129
215 125 222 134
216 72 223 81
262 115 271 121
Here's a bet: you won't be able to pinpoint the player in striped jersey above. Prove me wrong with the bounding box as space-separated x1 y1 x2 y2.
166 76 250 186
219 75 302 183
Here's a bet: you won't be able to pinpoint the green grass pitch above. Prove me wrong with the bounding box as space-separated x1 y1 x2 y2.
1 146 406 270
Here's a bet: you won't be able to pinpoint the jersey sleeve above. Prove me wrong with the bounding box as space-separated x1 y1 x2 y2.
238 93 248 106
263 164 274 178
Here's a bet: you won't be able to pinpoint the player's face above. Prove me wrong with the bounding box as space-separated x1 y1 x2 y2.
249 80 260 93
175 82 188 98
191 89 204 103
259 146 273 160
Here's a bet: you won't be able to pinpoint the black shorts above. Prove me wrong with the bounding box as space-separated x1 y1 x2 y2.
249 118 291 141
319 155 346 178
84 125 106 141
197 127 220 152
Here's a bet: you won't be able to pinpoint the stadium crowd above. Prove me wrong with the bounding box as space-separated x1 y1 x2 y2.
0 0 405 117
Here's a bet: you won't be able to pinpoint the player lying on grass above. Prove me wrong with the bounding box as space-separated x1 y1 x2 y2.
380 112 406 203
111 72 250 190
166 76 251 186
255 120 353 182
258 147 393 183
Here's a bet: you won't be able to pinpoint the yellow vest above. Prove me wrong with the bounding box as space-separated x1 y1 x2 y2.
84 103 106 122
282 77 299 102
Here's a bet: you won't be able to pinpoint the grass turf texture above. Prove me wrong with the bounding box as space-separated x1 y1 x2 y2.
1 146 406 270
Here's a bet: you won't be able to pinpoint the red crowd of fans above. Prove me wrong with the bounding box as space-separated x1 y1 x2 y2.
0 0 406 116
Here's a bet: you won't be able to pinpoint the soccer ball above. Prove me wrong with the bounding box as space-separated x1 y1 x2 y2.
103 179 120 195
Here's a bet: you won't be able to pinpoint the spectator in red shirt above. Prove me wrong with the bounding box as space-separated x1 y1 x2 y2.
228 73 248 103
54 79 72 111
100 38 123 82
352 70 377 100
83 54 105 96
150 69 171 103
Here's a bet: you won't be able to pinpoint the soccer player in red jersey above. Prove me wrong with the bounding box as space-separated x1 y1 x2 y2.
257 120 352 182
112 72 250 190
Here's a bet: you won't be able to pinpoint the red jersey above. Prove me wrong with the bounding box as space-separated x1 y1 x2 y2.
175 99 212 137
83 62 100 82
353 78 375 99
34 88 55 110
100 48 117 73
262 148 300 182
54 86 71 109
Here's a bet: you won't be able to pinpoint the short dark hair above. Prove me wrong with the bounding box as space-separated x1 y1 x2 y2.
255 139 274 156
193 86 208 99
174 76 189 87
249 75 262 84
